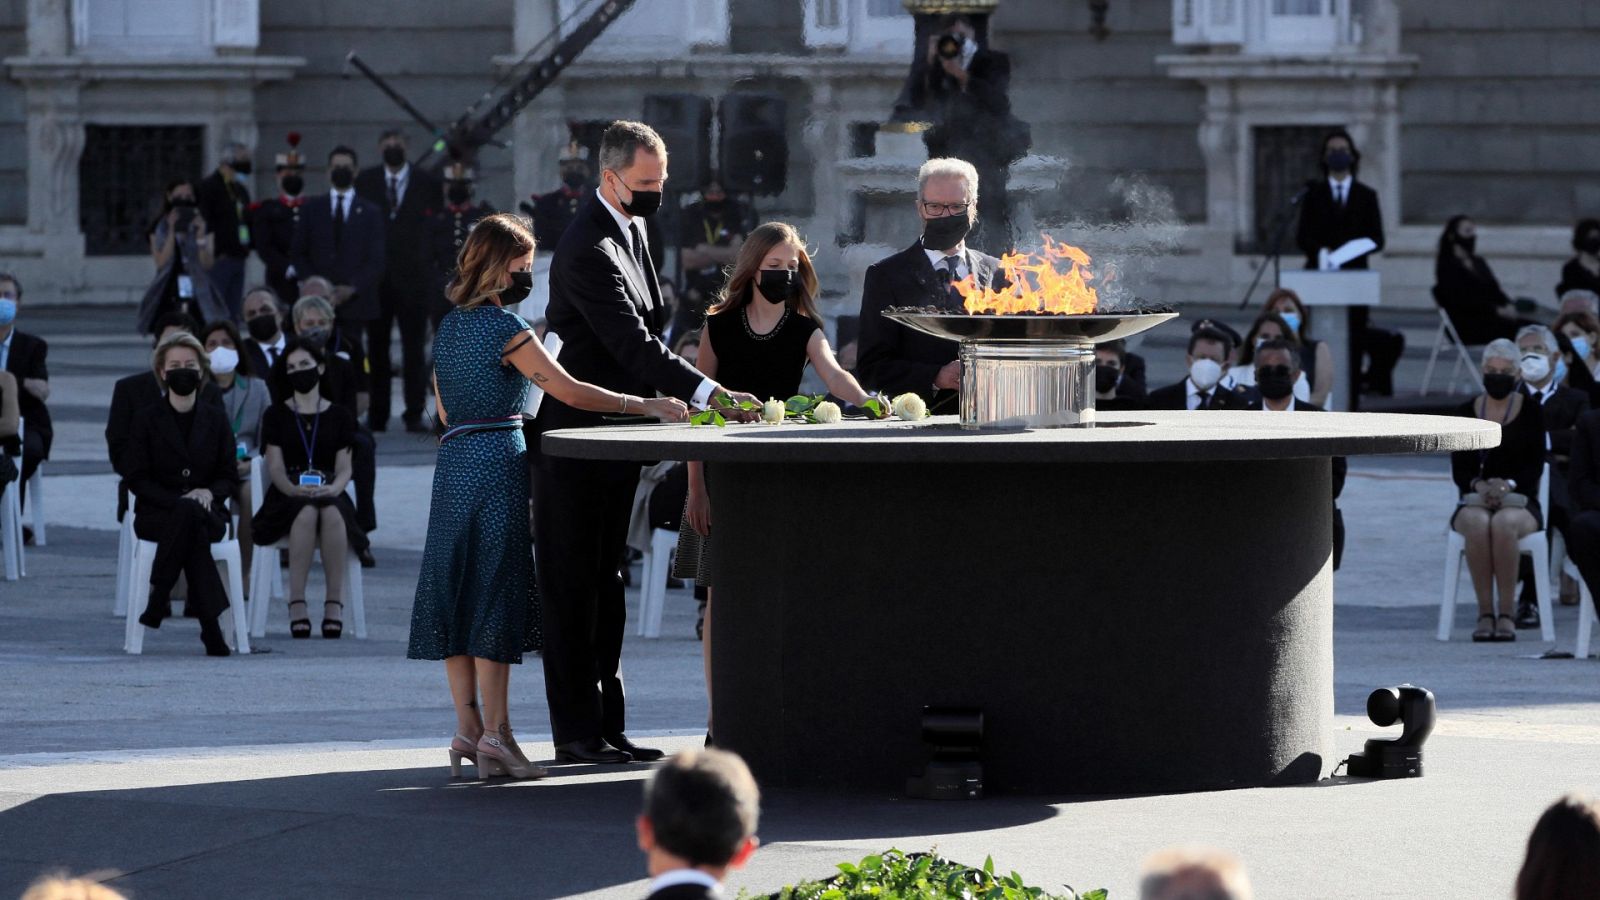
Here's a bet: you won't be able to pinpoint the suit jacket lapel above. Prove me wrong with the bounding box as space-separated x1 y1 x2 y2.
589 198 657 320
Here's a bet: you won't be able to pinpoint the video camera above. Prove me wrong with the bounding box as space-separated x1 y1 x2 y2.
936 32 964 60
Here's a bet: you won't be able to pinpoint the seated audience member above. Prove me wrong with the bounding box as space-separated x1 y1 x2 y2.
1553 310 1600 406
1515 793 1600 900
1246 339 1346 568
1555 218 1600 300
1139 846 1252 900
202 319 272 572
1262 287 1335 407
289 294 377 560
240 286 290 383
1451 339 1544 642
21 876 128 900
1559 288 1600 318
1561 410 1600 627
124 333 238 657
1 271 50 530
253 338 369 638
1148 326 1251 410
1433 215 1538 345
637 749 761 900
1230 313 1311 403
1515 325 1589 621
1095 341 1147 411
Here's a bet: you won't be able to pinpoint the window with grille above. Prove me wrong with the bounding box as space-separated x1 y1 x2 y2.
79 125 204 256
1248 125 1332 254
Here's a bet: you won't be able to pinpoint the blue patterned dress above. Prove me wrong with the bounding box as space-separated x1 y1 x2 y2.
407 305 541 663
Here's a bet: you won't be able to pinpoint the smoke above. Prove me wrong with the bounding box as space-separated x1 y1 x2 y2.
1036 172 1187 312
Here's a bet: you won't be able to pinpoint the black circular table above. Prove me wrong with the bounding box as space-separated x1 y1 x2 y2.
544 411 1496 795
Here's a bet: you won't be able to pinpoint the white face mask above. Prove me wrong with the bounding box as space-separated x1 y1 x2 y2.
1189 358 1224 391
1520 353 1551 383
208 345 239 375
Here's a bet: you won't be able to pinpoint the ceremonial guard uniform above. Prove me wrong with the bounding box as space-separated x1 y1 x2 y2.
251 133 309 306
428 162 495 325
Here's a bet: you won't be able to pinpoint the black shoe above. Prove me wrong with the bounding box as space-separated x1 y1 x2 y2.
704 732 715 748
1515 601 1540 630
358 548 376 569
403 418 429 434
368 418 388 433
667 576 685 589
22 525 34 546
199 617 231 657
554 738 632 764
604 734 663 762
137 594 171 630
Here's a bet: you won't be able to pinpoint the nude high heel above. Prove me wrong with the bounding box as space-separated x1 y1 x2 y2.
476 733 548 780
448 734 479 778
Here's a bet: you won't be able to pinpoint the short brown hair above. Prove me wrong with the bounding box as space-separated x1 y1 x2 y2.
1517 794 1600 900
599 120 666 173
642 749 760 867
151 332 211 384
448 213 536 309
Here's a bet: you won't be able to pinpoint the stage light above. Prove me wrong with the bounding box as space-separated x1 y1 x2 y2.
906 707 983 800
1345 684 1435 779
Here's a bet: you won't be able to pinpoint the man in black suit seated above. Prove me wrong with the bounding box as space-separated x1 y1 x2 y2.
290 145 385 366
533 121 757 765
1245 339 1346 568
858 157 1007 416
1094 340 1147 411
637 749 760 900
0 272 50 525
1148 326 1252 411
1513 324 1590 625
1295 129 1404 400
1563 408 1600 625
240 286 289 392
355 129 441 433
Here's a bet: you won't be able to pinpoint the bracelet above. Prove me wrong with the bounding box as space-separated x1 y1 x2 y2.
619 395 628 414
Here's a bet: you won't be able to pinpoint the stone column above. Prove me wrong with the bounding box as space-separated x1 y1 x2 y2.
24 81 83 243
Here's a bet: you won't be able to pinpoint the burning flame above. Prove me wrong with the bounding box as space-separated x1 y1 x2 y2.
954 235 1099 315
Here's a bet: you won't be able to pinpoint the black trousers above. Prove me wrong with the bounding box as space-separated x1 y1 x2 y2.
1563 510 1600 624
139 500 229 620
367 288 432 427
352 428 377 533
1348 306 1406 402
16 428 43 513
533 454 639 745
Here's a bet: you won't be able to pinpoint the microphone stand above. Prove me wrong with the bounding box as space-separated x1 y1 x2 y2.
1238 184 1312 310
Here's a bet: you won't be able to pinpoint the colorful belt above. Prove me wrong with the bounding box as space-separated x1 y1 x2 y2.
440 414 524 444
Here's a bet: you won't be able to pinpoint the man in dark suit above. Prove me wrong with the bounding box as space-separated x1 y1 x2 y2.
0 273 51 522
637 749 760 900
1245 339 1346 568
534 121 756 765
1561 408 1600 625
290 145 385 367
240 287 289 388
196 140 254 320
1514 325 1590 625
858 157 1006 416
356 130 442 432
1148 327 1253 410
1295 129 1404 401
251 134 308 306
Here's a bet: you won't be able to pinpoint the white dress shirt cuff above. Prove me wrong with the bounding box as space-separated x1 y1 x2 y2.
692 378 718 410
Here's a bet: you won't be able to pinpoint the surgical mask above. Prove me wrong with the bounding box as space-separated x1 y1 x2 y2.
1520 353 1551 383
502 270 533 305
1257 366 1295 401
208 346 240 375
757 269 799 304
1189 358 1223 391
922 214 971 252
1571 336 1592 360
1556 357 1570 384
329 167 354 190
232 159 252 176
1278 311 1302 334
247 313 279 342
164 368 201 397
281 173 304 197
446 182 472 205
287 368 321 395
1094 364 1120 395
382 145 407 168
1325 150 1354 172
0 298 15 326
299 327 329 347
611 172 662 218
1483 373 1517 400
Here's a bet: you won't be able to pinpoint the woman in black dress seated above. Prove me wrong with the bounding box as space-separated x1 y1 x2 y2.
1555 218 1600 300
1433 215 1538 346
253 337 367 638
1451 338 1545 642
124 333 239 656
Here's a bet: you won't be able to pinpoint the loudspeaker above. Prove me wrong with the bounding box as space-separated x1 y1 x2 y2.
718 93 787 196
642 94 712 191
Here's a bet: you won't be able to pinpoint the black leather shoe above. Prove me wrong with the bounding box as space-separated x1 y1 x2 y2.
138 594 171 630
554 738 632 764
1515 601 1540 630
403 418 429 434
605 734 663 762
358 548 376 569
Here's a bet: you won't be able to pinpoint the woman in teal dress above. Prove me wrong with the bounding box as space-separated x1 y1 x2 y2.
408 213 688 780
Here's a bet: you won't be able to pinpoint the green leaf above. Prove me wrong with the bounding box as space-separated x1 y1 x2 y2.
836 863 858 876
984 856 995 876
861 854 883 871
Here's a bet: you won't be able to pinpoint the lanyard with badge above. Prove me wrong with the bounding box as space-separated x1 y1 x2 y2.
230 378 252 459
294 406 325 487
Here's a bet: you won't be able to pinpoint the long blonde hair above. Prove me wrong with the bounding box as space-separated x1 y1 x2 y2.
447 213 536 309
708 222 821 321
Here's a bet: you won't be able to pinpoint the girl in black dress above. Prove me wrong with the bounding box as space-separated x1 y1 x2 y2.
1556 218 1600 300
252 337 367 638
678 222 876 740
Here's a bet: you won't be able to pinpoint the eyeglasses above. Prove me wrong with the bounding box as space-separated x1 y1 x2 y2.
920 201 970 217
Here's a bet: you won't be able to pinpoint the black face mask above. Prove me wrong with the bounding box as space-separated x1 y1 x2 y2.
757 269 799 304
502 270 533 305
247 313 279 342
1325 149 1354 172
1483 372 1518 400
170 197 197 209
446 183 472 205
281 173 304 197
164 368 201 397
1094 364 1120 395
1257 366 1296 401
299 327 329 348
922 214 972 252
1581 234 1600 256
329 167 354 190
561 169 587 189
382 145 407 168
612 174 662 218
1456 234 1477 255
232 159 253 176
287 368 322 395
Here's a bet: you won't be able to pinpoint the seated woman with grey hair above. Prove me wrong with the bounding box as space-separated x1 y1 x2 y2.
1450 338 1546 642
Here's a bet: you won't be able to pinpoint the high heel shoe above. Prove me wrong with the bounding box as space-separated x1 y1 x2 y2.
288 599 311 639
322 600 343 639
448 734 479 778
476 733 548 780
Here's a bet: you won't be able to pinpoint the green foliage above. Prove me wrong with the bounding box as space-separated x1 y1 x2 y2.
741 848 1106 900
689 393 761 427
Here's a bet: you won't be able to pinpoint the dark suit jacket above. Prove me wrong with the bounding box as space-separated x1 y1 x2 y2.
534 194 704 435
646 882 719 900
1148 378 1253 411
856 241 1006 413
4 329 50 456
122 397 237 542
1296 180 1384 270
290 192 386 321
1568 409 1600 512
196 169 251 259
107 371 224 519
919 48 1026 165
355 164 442 295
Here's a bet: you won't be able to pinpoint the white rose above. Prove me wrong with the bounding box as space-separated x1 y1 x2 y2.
813 400 842 424
761 398 785 424
892 392 928 421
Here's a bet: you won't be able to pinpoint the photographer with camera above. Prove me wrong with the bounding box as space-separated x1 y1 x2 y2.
138 177 229 336
917 14 1027 253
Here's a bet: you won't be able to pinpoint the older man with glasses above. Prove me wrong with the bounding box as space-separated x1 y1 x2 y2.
856 157 1009 415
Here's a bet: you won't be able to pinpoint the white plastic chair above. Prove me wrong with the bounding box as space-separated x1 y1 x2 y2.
1438 464 1555 642
112 506 136 613
1 479 22 581
1419 307 1483 397
124 528 251 656
245 478 366 639
1560 559 1598 660
636 527 678 638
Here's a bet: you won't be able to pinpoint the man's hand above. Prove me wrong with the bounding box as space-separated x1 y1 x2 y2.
715 389 761 423
934 360 961 391
22 378 48 401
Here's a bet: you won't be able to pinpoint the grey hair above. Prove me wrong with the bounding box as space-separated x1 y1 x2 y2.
1516 324 1557 352
917 157 980 203
292 294 335 325
598 120 666 173
1561 289 1600 315
1482 338 1520 368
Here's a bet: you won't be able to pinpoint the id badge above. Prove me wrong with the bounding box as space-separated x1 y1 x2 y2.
177 274 195 298
298 470 325 487
236 440 249 461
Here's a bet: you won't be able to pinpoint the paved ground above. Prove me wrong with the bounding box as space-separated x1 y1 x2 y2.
2 305 1597 899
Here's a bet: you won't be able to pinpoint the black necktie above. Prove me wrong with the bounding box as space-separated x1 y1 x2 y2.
628 223 648 276
333 194 345 249
1197 390 1210 409
939 256 963 305
387 176 398 215
1335 184 1345 207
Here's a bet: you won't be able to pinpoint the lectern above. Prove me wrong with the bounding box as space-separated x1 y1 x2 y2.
1278 270 1381 412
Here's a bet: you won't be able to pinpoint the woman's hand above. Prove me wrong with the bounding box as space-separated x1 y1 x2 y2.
183 488 214 510
191 214 209 237
686 481 711 537
641 396 689 422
